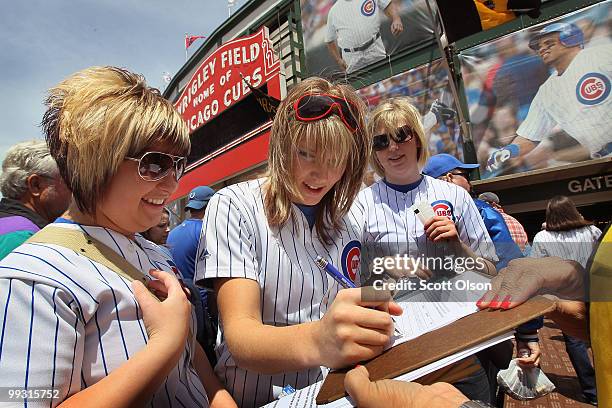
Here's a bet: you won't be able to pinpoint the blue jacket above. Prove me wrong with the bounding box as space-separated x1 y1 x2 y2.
474 199 524 270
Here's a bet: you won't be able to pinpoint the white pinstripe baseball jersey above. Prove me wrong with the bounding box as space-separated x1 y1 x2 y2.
530 225 602 268
516 45 612 155
195 179 363 407
0 221 208 408
326 0 390 73
353 176 498 264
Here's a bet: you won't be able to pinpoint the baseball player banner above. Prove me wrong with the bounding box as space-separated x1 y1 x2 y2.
459 1 612 179
300 0 434 75
300 0 545 76
357 59 468 161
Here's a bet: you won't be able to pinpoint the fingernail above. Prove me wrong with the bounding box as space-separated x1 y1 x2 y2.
489 295 500 308
500 295 512 309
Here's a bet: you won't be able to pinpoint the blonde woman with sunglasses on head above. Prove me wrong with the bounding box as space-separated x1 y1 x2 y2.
0 67 235 408
195 77 402 406
353 97 499 402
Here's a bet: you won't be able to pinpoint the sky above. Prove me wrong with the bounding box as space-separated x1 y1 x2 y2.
0 0 247 162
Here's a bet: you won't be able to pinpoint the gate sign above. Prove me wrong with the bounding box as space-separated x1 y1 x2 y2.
175 27 280 133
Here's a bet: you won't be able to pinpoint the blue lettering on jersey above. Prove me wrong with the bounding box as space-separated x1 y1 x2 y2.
361 0 376 16
431 200 456 223
576 72 610 106
341 240 361 283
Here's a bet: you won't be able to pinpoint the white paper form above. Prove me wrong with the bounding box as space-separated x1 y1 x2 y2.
389 270 492 347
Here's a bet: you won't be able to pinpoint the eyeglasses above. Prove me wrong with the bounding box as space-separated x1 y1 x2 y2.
125 151 187 182
293 93 359 132
449 170 470 180
372 125 415 151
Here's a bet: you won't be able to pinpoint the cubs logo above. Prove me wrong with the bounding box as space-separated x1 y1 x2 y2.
431 200 455 223
576 73 610 106
361 0 376 16
341 240 361 283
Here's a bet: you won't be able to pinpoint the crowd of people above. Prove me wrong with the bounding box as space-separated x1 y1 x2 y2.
0 66 609 408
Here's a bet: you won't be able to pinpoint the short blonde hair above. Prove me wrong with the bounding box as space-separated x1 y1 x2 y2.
264 77 369 244
42 66 189 214
368 97 429 177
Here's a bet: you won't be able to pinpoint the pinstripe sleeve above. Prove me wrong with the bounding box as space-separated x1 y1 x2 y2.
0 278 83 406
457 191 498 262
195 193 259 285
529 231 548 259
516 89 555 142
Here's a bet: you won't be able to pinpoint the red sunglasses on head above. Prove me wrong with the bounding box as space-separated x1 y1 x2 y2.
293 93 359 132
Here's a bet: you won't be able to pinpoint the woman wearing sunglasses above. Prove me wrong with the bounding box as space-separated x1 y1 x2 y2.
0 67 235 407
354 97 499 402
195 77 402 406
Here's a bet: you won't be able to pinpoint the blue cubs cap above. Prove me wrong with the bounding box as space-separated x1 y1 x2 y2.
528 22 583 50
422 154 480 179
185 186 215 210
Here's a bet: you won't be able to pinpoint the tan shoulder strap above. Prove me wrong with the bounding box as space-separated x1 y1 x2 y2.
27 226 148 285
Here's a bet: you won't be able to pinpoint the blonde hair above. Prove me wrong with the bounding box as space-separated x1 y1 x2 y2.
368 97 429 177
264 77 369 244
42 66 189 214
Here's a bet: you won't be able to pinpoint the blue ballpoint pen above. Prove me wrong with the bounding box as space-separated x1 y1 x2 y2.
315 256 356 289
315 255 403 336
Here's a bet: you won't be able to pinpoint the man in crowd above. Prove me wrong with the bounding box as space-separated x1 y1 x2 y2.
0 140 71 259
168 185 215 286
478 191 529 253
167 185 216 362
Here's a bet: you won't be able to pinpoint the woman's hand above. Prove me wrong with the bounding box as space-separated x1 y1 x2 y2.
312 288 402 369
132 269 192 355
477 257 585 309
424 216 459 242
345 365 469 408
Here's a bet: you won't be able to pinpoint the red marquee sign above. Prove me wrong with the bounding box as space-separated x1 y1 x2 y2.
175 27 280 133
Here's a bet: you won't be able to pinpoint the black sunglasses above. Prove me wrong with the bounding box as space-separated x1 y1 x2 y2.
449 170 470 180
293 93 359 132
125 151 187 182
372 125 416 151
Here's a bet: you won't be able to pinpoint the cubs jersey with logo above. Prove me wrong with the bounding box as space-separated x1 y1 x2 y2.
195 178 362 407
517 45 612 155
0 221 208 408
326 0 389 72
353 176 497 264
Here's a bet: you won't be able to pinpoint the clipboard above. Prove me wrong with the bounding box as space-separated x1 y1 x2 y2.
316 296 555 404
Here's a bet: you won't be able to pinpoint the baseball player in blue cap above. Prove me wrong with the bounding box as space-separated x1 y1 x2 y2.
486 21 612 175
